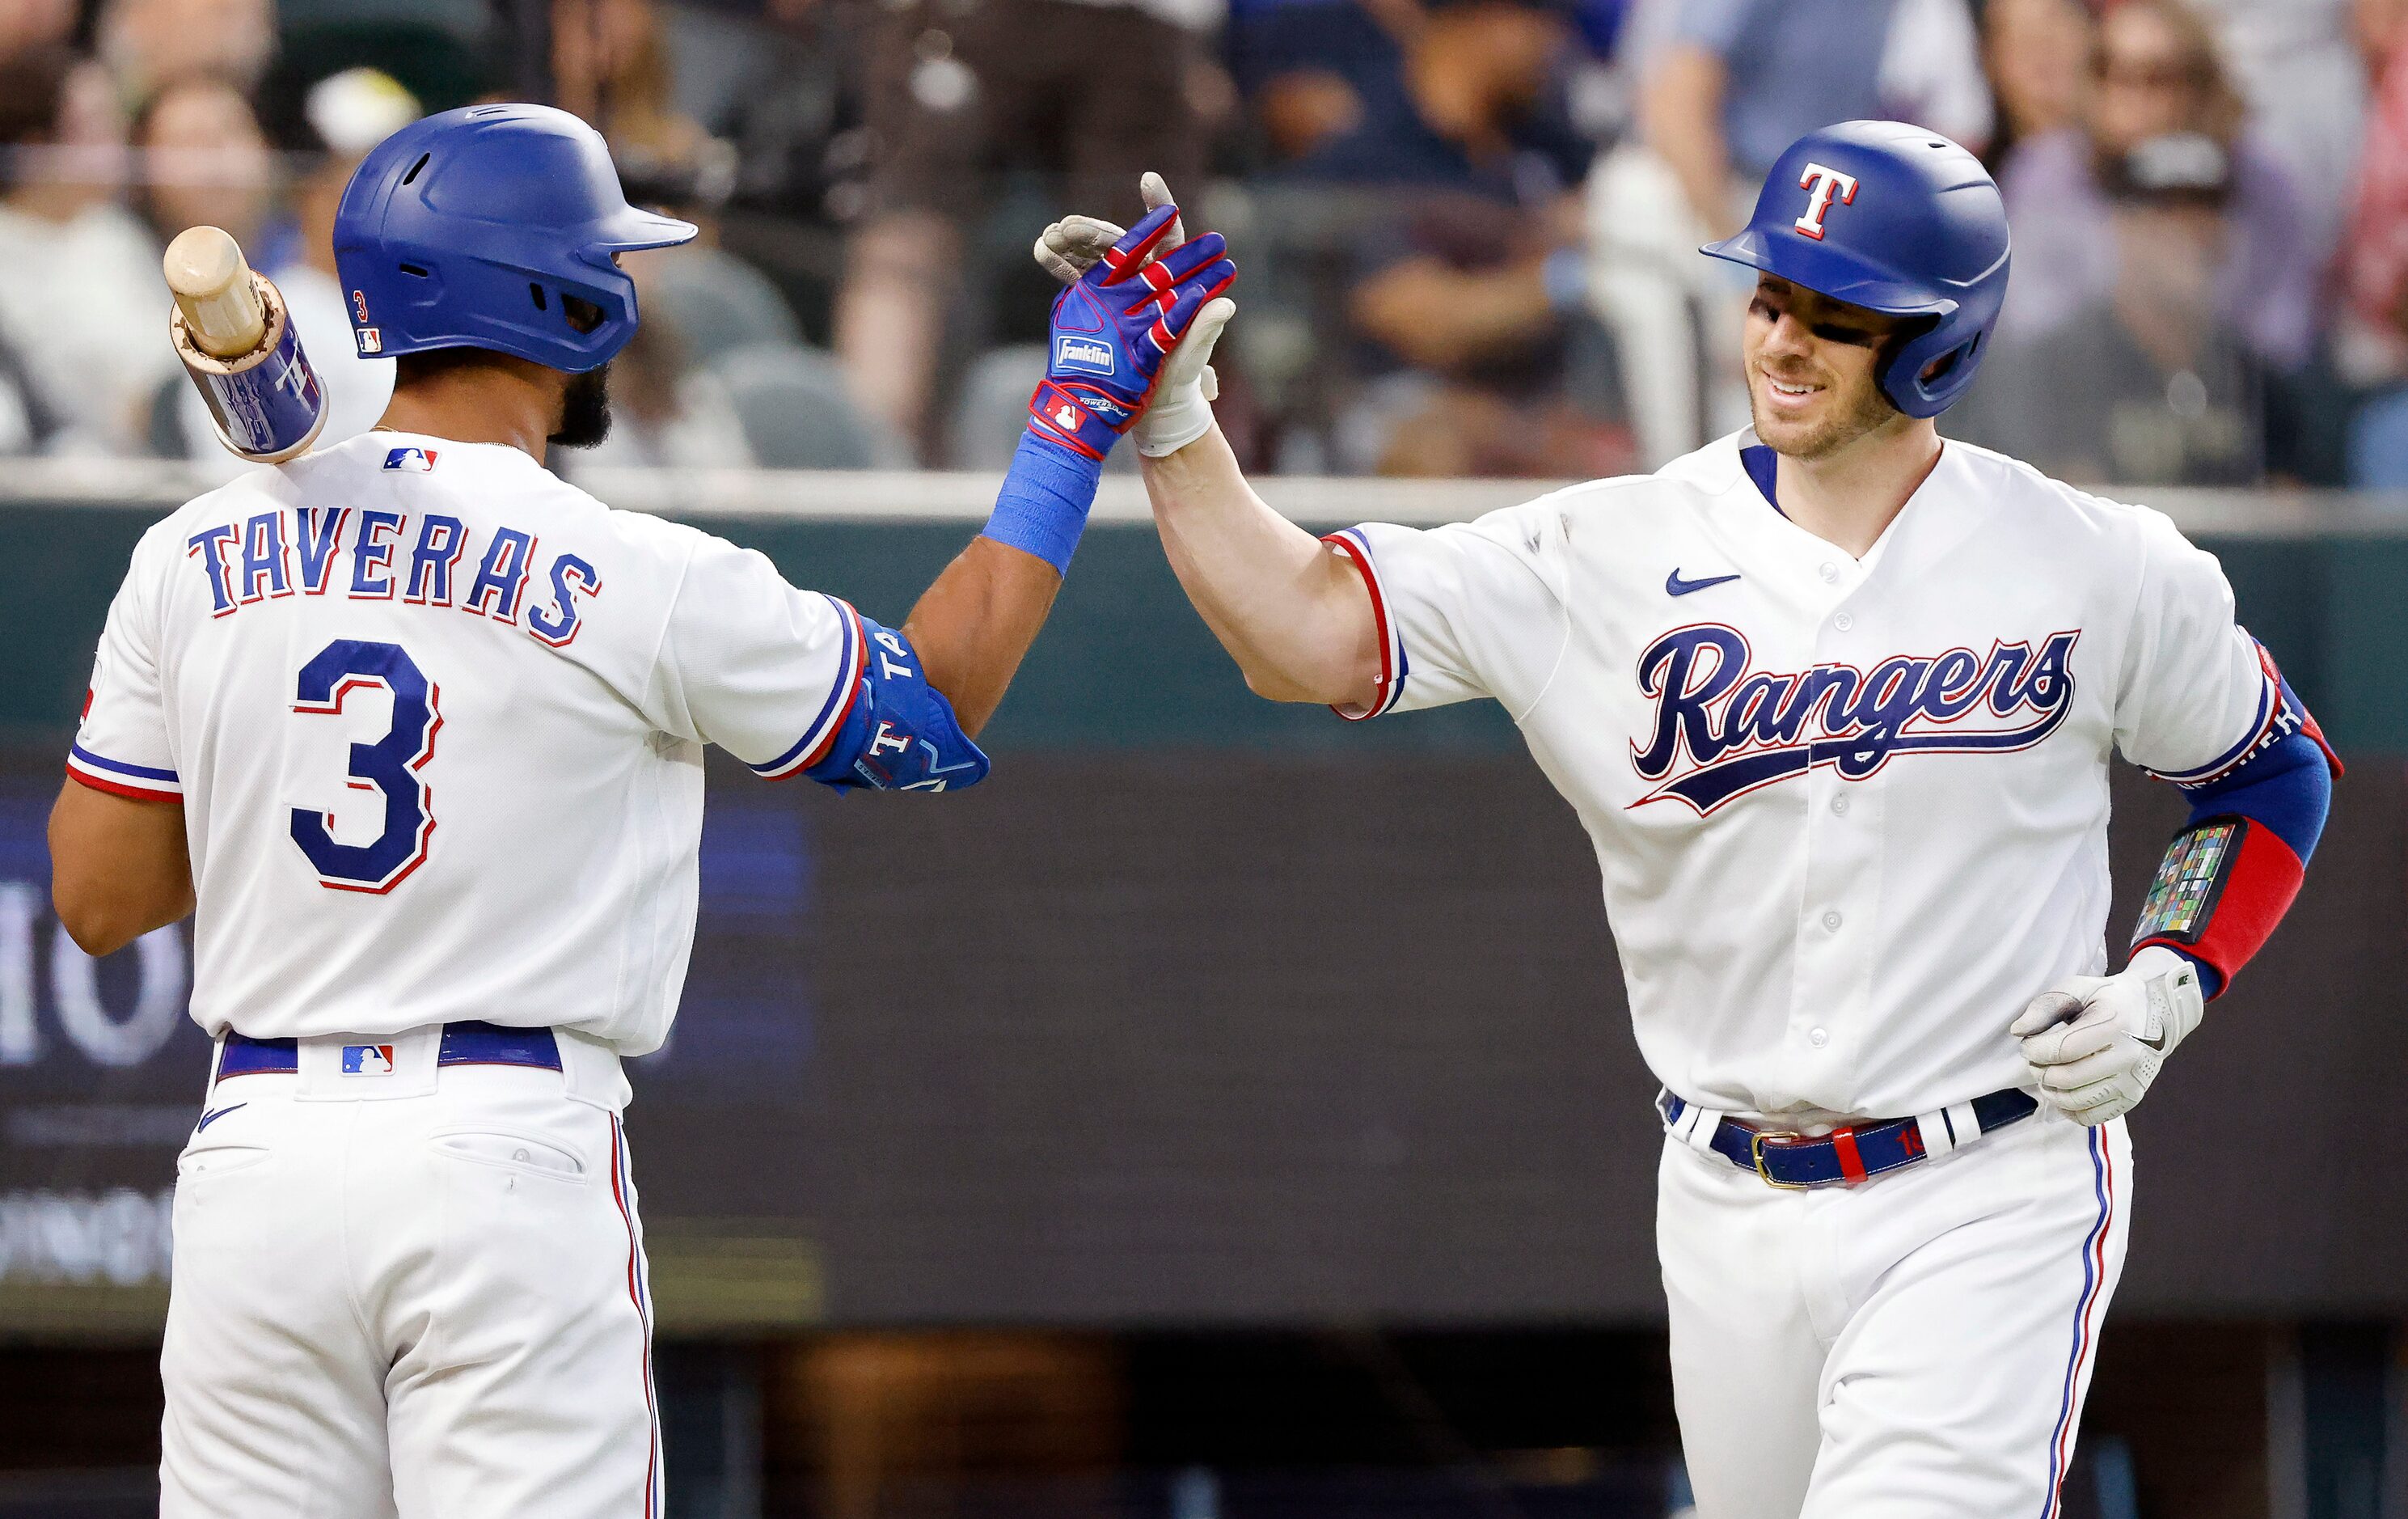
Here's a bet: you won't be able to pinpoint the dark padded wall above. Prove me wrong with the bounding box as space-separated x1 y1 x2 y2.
10 751 2394 1327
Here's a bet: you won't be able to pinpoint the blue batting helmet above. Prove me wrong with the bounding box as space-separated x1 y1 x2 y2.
1701 121 2010 418
333 104 697 374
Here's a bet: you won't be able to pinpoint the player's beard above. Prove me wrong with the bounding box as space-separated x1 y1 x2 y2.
551 363 613 450
1751 364 1901 461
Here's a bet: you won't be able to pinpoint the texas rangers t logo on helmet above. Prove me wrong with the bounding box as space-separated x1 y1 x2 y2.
1793 163 1860 241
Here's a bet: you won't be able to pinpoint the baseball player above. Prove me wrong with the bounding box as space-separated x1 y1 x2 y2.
1048 127 2336 1514
44 104 1231 1517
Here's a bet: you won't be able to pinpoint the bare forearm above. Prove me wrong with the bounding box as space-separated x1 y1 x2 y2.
1141 426 1379 706
49 781 192 957
899 536 1062 738
1642 45 1737 237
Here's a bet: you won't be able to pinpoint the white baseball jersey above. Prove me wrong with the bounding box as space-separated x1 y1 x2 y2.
1330 431 2275 1121
70 429 867 1055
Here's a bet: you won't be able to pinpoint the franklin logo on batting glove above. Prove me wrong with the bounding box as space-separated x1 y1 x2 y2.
1054 336 1115 375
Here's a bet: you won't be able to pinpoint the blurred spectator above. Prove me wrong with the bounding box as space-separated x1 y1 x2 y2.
2341 0 2408 485
95 0 277 104
162 66 413 476
2189 0 2367 283
1984 0 2091 157
0 45 175 455
1637 0 1991 241
1586 0 1990 468
832 0 1213 458
0 0 77 62
133 75 277 254
1244 0 1586 196
1958 133 2262 486
1341 188 1636 476
1227 0 1619 474
553 0 729 197
1996 0 2315 374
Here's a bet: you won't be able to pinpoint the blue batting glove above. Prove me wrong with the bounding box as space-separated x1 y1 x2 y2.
983 202 1237 574
1025 203 1237 461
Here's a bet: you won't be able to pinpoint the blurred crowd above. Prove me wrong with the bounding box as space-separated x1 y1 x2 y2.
2 0 2406 487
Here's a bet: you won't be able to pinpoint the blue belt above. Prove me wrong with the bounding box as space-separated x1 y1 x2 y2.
215 1022 562 1079
1658 1088 2038 1189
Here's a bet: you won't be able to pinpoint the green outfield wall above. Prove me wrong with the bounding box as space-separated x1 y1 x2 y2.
3 495 2404 751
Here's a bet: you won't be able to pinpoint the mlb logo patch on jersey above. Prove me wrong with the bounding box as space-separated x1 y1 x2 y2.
341 1043 397 1076
383 446 437 472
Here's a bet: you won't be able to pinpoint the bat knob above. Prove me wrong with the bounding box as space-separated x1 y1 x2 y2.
166 230 327 464
164 226 268 358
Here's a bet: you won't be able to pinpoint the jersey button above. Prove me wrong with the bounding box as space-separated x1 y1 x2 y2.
1833 612 1855 632
1809 1027 1830 1047
1819 563 1840 582
1830 794 1849 815
1822 910 1843 932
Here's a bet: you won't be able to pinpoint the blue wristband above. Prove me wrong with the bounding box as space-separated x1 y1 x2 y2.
982 429 1105 575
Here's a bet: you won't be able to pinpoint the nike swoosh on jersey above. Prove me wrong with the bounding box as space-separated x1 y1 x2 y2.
1665 568 1743 597
196 1102 247 1132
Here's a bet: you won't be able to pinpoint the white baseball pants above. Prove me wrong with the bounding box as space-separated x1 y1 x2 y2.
1659 1106 2131 1519
159 1029 660 1519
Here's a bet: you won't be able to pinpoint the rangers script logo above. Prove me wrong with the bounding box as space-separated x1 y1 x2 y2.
1630 624 2081 813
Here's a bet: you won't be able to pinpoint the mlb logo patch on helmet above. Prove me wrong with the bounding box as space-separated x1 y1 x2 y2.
383 446 437 472
341 1043 397 1076
356 328 382 355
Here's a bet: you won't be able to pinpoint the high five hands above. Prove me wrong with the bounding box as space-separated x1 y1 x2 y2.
1034 172 1239 459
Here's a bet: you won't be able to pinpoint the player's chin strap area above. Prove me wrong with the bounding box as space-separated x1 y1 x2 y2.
1658 1088 2040 1191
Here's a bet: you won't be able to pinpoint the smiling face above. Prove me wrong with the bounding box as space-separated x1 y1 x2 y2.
1741 274 1913 460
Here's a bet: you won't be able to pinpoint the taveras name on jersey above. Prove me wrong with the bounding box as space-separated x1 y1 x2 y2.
179 463 603 648
1329 432 2281 1123
70 431 864 1056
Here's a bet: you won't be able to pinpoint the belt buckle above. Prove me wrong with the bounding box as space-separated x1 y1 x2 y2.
1749 1128 1812 1191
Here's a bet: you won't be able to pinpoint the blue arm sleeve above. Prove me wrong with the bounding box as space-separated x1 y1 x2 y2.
2178 730 2330 861
803 618 991 793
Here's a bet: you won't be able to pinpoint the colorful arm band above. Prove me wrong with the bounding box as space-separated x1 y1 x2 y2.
2134 672 2338 996
803 617 991 793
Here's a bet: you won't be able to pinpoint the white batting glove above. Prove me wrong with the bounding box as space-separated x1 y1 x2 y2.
1033 171 1234 458
2009 946 2206 1125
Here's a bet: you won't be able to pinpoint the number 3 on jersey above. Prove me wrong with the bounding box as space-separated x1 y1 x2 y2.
289 639 441 892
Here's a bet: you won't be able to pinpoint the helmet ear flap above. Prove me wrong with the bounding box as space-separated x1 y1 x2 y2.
1876 317 1985 419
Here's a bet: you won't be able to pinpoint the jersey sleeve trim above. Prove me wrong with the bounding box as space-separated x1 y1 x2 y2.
2141 656 2276 788
748 595 868 780
1321 529 1408 721
2143 641 2338 789
65 744 182 802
